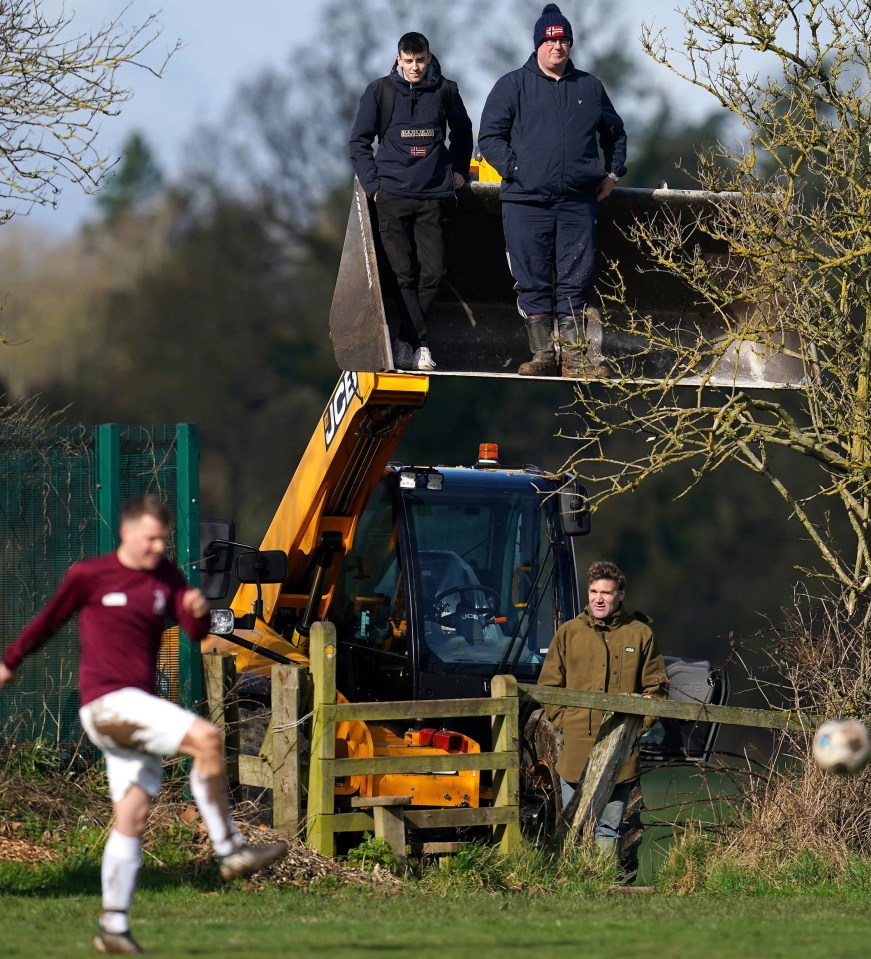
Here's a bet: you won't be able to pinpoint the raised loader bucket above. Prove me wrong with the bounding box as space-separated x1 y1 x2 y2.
329 178 808 387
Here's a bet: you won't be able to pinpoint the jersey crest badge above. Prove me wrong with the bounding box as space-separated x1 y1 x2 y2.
152 590 167 615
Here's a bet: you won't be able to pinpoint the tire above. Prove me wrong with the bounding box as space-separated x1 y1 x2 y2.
619 782 644 884
520 706 645 880
520 708 563 846
237 704 271 756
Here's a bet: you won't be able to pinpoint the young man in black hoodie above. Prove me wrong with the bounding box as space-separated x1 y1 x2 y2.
350 32 473 372
479 5 627 378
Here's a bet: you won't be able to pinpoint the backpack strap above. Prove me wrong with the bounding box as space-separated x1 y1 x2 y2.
437 80 452 127
377 76 395 142
377 75 452 141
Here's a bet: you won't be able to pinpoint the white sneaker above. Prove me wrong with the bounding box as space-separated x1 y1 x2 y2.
392 339 414 370
412 346 436 371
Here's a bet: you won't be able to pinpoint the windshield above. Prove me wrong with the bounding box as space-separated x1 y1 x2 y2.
402 472 569 673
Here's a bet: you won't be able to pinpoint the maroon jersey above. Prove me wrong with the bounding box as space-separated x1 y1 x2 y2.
3 553 209 706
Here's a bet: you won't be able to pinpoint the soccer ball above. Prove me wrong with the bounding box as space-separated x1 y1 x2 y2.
812 719 871 775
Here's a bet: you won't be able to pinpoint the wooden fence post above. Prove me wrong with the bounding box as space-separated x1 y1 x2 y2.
562 712 642 843
202 652 241 797
490 674 521 854
307 622 338 856
270 664 306 835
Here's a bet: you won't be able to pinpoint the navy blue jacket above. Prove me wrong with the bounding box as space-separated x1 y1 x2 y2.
349 55 473 200
478 54 627 202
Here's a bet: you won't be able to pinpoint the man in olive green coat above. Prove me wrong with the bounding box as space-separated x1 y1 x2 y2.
537 560 668 856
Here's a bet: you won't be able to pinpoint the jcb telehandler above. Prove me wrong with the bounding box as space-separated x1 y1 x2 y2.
201 169 793 854
203 370 727 854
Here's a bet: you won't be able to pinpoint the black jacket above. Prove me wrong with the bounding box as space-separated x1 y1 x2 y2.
349 55 473 200
479 54 627 202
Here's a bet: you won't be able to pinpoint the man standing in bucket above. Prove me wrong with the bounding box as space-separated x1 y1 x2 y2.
478 4 627 377
0 495 287 955
350 31 473 372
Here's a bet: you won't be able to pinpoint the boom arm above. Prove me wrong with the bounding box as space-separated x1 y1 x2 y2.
227 371 428 665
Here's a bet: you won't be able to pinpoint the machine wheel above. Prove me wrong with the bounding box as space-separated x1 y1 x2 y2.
520 750 561 845
519 708 564 846
238 703 271 756
619 782 644 884
520 706 645 881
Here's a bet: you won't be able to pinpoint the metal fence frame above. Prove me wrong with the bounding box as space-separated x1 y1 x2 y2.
1 423 201 741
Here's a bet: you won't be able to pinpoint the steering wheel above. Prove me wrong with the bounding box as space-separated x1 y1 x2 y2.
432 583 501 615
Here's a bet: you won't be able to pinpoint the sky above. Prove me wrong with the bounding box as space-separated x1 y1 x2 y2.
32 0 709 233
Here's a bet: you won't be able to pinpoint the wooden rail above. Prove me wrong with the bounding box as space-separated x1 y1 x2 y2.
517 683 813 842
205 635 815 857
306 622 521 858
522 684 811 731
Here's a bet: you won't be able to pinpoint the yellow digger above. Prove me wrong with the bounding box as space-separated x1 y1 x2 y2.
201 168 777 849
203 370 727 847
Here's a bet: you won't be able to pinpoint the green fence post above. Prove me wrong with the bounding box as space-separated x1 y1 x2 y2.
175 423 202 711
95 425 120 553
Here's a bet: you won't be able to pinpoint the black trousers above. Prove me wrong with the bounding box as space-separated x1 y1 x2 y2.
375 191 451 347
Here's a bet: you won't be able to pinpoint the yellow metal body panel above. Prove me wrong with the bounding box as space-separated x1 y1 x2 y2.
203 624 309 674
347 724 481 807
469 156 502 183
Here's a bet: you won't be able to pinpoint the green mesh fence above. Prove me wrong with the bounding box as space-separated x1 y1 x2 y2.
0 422 199 744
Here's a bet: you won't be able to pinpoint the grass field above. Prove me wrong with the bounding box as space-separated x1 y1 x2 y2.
638 766 741 881
4 883 871 959
4 757 867 958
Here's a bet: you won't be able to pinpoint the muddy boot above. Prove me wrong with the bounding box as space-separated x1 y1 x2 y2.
557 311 612 378
517 314 558 376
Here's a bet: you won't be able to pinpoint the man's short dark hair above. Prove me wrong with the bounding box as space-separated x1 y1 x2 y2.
121 494 171 528
398 32 429 55
587 560 626 592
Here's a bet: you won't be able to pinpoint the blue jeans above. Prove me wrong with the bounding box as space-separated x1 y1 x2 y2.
560 776 634 839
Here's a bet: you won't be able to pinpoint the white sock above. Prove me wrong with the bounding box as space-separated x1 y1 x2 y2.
189 768 242 857
101 830 141 927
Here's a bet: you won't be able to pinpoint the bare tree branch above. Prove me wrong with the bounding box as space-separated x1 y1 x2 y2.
563 1 871 600
0 0 178 221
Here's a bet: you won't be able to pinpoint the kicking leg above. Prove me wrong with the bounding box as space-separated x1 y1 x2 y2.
180 718 287 880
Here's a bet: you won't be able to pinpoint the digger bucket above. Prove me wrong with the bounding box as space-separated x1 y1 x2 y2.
329 178 808 387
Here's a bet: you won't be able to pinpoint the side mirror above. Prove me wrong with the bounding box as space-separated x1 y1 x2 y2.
236 549 288 585
203 543 288 635
560 480 591 536
200 520 236 600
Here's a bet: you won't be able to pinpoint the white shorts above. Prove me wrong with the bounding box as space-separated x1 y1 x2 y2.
79 688 198 802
